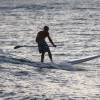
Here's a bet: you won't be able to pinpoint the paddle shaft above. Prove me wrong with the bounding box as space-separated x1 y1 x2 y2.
14 44 62 49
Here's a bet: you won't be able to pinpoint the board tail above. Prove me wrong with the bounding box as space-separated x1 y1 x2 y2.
69 55 100 64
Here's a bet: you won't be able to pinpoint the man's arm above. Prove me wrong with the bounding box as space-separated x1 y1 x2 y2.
36 33 39 42
48 35 56 47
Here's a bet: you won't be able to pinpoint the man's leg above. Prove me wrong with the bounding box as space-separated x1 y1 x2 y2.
41 52 45 62
48 50 53 62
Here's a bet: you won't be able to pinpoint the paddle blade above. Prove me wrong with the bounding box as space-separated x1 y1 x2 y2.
14 45 21 49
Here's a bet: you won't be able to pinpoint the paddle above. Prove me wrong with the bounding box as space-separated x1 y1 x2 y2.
14 45 37 49
14 44 63 49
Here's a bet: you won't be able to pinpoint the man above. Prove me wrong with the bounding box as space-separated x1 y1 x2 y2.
36 26 56 62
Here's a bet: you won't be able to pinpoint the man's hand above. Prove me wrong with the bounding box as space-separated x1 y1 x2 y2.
53 44 56 47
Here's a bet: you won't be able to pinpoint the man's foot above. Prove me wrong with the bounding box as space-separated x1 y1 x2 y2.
51 60 54 64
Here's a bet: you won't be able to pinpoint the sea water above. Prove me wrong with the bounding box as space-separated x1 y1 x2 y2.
0 0 100 99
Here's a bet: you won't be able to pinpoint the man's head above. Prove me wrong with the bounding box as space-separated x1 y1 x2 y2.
43 26 49 31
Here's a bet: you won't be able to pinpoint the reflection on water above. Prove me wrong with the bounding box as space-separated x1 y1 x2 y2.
0 0 100 99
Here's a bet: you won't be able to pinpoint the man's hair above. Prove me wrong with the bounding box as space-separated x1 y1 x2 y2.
44 26 49 30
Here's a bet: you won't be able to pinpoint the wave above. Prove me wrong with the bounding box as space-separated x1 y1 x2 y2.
0 54 100 71
72 7 100 11
0 4 54 11
0 55 90 71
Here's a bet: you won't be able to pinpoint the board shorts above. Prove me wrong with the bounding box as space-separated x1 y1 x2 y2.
37 40 50 53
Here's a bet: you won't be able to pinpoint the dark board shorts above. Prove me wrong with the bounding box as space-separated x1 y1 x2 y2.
37 41 50 53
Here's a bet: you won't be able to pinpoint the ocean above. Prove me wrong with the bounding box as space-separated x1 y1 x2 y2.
0 0 100 99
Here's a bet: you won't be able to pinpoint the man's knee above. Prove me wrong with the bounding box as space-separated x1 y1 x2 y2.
48 50 51 53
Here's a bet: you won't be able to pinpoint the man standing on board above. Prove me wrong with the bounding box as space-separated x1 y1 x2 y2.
36 26 56 62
